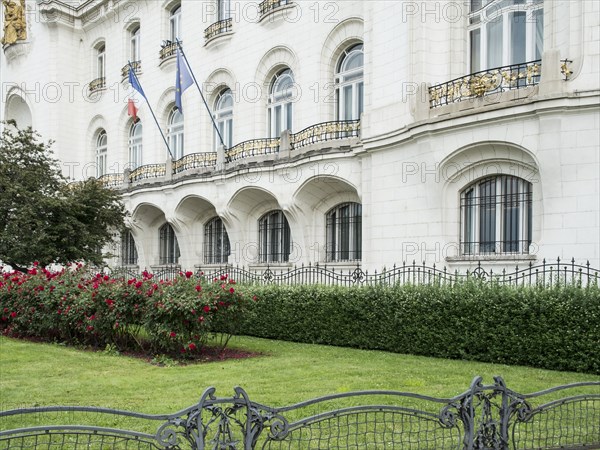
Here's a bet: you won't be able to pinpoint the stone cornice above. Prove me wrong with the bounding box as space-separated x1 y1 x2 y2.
36 0 125 28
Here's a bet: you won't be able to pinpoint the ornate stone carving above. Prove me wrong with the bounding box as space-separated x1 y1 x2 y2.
1 0 26 46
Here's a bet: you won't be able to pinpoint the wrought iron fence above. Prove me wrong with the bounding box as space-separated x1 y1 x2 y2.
121 60 141 79
88 77 106 94
173 152 218 174
97 173 124 189
129 164 167 183
108 258 600 287
226 137 280 163
429 59 542 108
159 41 177 60
1 377 598 449
259 0 291 17
290 119 361 150
204 18 232 42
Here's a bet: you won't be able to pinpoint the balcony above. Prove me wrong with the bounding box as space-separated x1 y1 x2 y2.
173 152 218 174
204 18 232 43
429 60 542 108
97 173 124 189
259 0 292 18
129 164 167 183
121 60 141 80
290 119 361 150
226 138 280 163
88 77 106 94
159 41 178 61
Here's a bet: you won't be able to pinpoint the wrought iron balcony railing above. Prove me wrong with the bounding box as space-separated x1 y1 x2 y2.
88 77 106 93
129 164 167 183
173 152 218 174
97 173 124 188
159 41 178 60
120 60 141 79
226 137 280 163
290 119 361 150
204 18 232 42
429 60 542 108
259 0 291 17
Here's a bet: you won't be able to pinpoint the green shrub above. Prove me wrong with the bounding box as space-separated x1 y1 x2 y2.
237 282 600 374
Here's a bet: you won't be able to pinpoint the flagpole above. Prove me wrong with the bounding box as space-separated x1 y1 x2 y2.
175 40 226 149
128 61 174 159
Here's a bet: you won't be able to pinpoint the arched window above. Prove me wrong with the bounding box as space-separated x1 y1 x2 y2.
128 121 143 169
167 107 184 160
268 69 295 138
336 44 363 121
170 5 182 42
258 210 291 264
121 230 138 266
204 217 230 264
95 130 107 177
214 88 233 149
159 223 180 265
218 0 231 21
461 175 532 255
326 202 362 262
469 0 543 72
97 44 106 79
130 25 141 61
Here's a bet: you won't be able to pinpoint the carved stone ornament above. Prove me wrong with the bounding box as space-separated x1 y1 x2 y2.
1 0 26 46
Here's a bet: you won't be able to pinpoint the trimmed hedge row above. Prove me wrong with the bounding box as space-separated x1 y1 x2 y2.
0 266 255 355
236 282 600 374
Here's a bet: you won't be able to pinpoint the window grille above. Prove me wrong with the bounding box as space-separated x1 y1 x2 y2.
121 230 138 266
258 210 291 263
326 202 362 262
159 223 180 265
204 217 231 264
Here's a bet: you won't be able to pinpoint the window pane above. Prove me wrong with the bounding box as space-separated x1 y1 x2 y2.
275 105 282 136
511 12 526 65
357 82 364 118
343 85 353 120
479 179 496 253
286 102 293 132
470 29 481 72
486 15 503 69
534 9 544 60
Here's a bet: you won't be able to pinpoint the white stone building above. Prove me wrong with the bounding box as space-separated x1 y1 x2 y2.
1 0 599 272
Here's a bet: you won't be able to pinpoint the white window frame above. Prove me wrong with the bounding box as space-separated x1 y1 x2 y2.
130 25 141 61
97 44 106 80
335 44 364 121
214 89 233 150
468 0 544 72
128 121 143 169
167 107 184 160
460 175 532 256
170 5 182 42
268 69 295 138
95 130 107 177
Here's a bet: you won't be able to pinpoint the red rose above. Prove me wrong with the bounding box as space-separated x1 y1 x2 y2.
185 271 193 279
195 285 202 292
203 305 210 313
10 312 16 318
170 331 176 338
229 287 235 294
188 343 196 351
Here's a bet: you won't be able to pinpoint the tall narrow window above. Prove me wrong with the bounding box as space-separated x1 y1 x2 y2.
130 25 141 61
326 203 362 262
335 44 364 121
214 89 233 149
460 175 532 255
128 121 143 169
96 130 107 177
170 5 182 42
268 69 295 138
258 210 291 264
218 0 231 20
159 223 180 265
97 44 106 79
167 107 184 160
121 230 138 266
468 0 543 72
204 217 230 264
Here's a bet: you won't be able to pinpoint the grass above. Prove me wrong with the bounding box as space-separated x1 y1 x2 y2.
1 335 598 414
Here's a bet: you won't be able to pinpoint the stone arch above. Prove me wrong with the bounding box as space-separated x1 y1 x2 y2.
3 90 33 129
204 68 237 107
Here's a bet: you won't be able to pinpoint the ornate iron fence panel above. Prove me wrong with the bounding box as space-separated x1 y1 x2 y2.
1 377 598 449
204 18 232 42
429 60 542 108
259 0 291 18
173 152 218 174
129 164 167 183
226 138 280 163
188 258 599 288
290 120 360 150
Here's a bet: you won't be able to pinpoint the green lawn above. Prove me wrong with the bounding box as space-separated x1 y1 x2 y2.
1 335 598 414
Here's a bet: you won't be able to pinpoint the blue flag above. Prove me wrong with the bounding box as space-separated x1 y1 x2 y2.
176 47 193 113
128 67 146 99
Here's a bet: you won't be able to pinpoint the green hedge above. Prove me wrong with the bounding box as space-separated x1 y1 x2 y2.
237 282 600 374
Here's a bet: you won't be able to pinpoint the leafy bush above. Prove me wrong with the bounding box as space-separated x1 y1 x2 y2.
236 282 600 374
0 266 254 357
